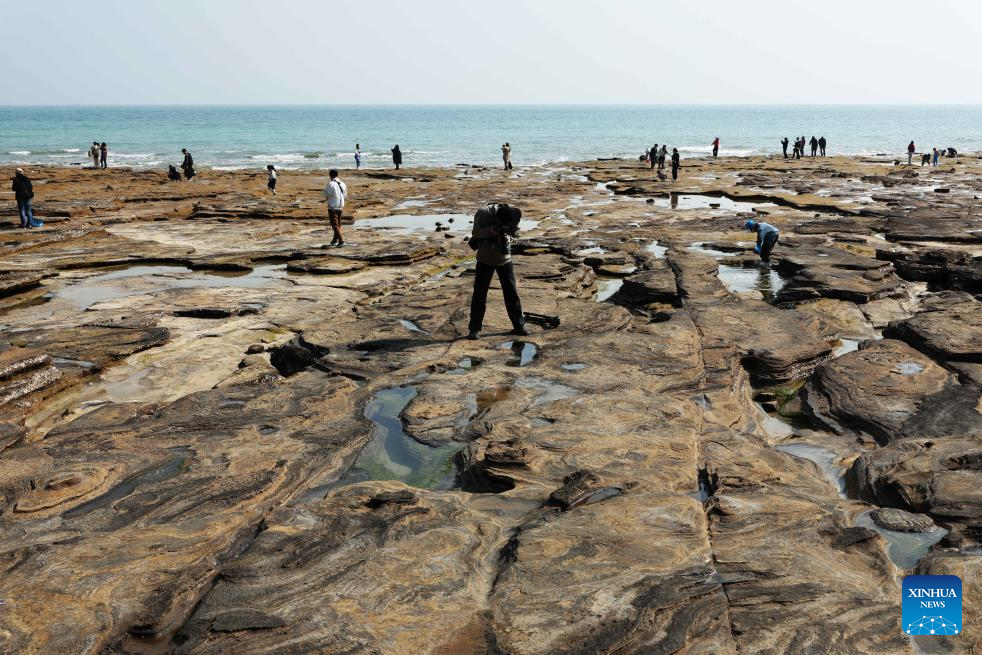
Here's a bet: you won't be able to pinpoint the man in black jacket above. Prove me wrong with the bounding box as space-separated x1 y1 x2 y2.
466 203 528 340
12 168 35 229
181 148 195 180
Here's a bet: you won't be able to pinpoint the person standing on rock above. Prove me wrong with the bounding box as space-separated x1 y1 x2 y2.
781 137 789 159
658 144 668 170
466 203 528 340
12 168 35 229
809 136 818 157
181 148 195 180
100 142 108 168
907 141 915 165
324 169 347 247
649 144 658 169
711 137 720 158
391 145 402 170
354 144 362 170
818 136 827 157
501 143 513 170
266 165 277 195
670 148 680 182
89 142 101 168
745 219 779 263
932 147 940 166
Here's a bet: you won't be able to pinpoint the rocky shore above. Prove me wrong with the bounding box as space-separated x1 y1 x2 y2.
0 154 979 654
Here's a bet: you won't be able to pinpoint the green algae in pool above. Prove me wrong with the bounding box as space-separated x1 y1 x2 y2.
346 386 461 490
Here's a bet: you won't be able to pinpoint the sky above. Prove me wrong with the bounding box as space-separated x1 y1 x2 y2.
5 0 982 105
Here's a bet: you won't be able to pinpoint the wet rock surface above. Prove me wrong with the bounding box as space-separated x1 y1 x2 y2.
1 157 981 653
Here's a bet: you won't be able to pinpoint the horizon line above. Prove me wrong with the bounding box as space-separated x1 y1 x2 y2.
3 102 982 108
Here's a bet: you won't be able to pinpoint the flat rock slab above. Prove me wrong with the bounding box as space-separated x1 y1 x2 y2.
870 507 937 533
849 437 982 546
286 256 368 274
884 300 982 363
0 270 57 298
0 373 364 654
175 483 508 655
803 339 972 443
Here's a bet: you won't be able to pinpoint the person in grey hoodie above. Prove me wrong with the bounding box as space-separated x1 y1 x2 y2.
466 203 528 340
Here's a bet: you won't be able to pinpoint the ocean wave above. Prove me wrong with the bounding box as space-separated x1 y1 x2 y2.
8 150 30 155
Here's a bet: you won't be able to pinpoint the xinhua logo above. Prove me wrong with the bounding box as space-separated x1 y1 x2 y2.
902 575 962 636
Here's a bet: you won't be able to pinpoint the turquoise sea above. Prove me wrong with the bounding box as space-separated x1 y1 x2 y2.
2 105 980 171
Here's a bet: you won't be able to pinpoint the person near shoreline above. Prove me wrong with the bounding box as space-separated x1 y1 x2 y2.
809 136 818 157
324 168 347 247
920 152 931 166
711 137 720 158
100 142 108 168
181 149 195 180
89 142 100 168
167 165 181 182
502 142 513 170
466 202 528 340
745 219 779 263
658 145 667 170
266 165 277 195
12 168 36 229
391 145 402 170
818 136 827 156
649 144 658 169
932 148 940 166
791 140 800 159
354 144 362 170
907 141 916 165
671 148 680 181
781 137 789 159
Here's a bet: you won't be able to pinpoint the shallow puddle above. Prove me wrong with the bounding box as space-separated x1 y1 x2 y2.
594 277 623 302
518 377 579 408
447 356 481 375
500 340 539 367
561 363 587 372
344 386 461 490
775 442 847 497
686 243 733 258
646 240 668 258
355 213 471 234
833 338 861 357
398 319 426 333
654 192 774 212
52 264 287 310
854 511 948 569
718 264 787 300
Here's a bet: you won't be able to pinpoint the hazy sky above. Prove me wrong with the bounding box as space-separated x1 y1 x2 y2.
6 0 982 105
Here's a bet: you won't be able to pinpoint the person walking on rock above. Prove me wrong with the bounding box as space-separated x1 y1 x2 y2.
745 219 779 263
100 142 108 168
324 168 347 247
12 168 35 229
391 145 402 170
354 144 362 170
818 136 827 157
466 203 528 340
266 165 277 195
711 137 720 158
781 137 789 159
181 148 195 180
907 141 916 165
671 148 680 182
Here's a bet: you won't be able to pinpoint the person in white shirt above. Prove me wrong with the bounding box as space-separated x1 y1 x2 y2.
266 165 277 195
324 168 347 247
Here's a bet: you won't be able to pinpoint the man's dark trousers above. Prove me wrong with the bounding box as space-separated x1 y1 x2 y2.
469 261 525 333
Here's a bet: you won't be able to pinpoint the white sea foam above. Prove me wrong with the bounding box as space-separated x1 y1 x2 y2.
8 150 30 155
